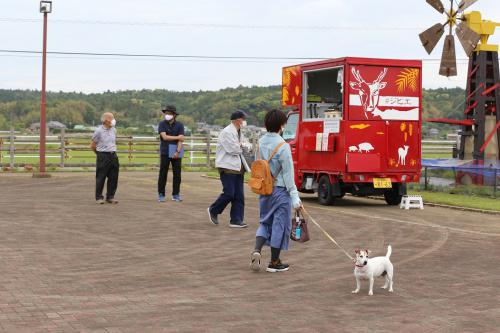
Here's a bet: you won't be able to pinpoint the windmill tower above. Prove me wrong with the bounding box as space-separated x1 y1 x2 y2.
420 0 500 162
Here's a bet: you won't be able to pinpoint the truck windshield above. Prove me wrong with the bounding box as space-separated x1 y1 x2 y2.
283 113 299 141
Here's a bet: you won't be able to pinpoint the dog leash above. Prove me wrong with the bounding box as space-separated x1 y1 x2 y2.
302 207 355 262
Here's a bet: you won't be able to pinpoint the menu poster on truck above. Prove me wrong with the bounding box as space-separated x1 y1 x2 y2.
316 133 323 151
322 133 329 151
324 119 340 134
349 66 420 121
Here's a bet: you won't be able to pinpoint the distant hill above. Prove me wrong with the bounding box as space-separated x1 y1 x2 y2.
0 86 465 131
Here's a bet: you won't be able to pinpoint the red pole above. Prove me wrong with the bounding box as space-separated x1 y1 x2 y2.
39 12 47 175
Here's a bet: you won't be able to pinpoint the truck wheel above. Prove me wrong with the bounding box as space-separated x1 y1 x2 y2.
318 175 335 206
384 189 402 205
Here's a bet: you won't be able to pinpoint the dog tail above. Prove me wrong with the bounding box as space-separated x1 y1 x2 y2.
386 245 392 258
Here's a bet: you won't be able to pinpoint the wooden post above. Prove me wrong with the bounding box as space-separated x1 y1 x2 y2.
128 137 133 164
9 128 14 169
424 166 428 190
59 128 65 168
452 167 456 188
252 135 258 158
206 132 211 168
492 168 497 198
0 137 3 165
190 137 194 165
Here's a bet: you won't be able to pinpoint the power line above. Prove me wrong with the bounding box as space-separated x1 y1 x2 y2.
0 17 421 31
0 49 324 61
0 49 472 63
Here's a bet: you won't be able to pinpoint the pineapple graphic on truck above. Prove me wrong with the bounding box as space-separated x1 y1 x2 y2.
281 57 422 205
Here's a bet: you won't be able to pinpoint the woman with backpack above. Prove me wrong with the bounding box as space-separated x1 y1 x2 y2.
250 109 303 273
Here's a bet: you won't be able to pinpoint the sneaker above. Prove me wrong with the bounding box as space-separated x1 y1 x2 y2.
96 199 105 205
106 198 119 204
172 195 183 202
207 208 219 225
158 194 166 202
250 251 261 272
229 221 248 228
266 260 289 273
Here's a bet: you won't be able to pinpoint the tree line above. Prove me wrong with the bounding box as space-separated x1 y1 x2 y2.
0 86 464 132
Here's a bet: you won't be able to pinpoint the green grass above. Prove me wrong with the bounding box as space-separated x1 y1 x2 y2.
1 150 212 165
422 153 452 159
408 190 500 211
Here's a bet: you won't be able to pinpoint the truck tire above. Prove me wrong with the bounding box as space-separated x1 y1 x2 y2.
384 189 402 205
318 175 335 206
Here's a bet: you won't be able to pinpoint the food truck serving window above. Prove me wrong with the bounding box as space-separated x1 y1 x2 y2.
303 66 343 121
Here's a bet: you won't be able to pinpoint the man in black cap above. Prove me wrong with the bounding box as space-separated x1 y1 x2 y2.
207 110 248 228
157 105 185 202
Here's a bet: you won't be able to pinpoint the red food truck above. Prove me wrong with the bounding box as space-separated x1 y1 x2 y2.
281 57 422 205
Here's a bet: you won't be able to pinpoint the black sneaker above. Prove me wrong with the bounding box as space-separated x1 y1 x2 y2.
229 221 248 228
207 208 219 225
250 251 261 272
266 260 289 273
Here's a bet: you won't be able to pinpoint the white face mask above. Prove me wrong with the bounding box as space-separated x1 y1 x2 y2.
165 114 174 121
110 119 116 127
241 120 247 127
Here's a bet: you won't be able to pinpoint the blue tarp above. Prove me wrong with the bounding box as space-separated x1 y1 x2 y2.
422 158 500 170
421 158 500 185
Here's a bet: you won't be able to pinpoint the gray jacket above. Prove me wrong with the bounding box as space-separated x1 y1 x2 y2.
215 123 243 171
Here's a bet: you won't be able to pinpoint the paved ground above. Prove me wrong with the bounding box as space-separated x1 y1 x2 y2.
0 172 499 333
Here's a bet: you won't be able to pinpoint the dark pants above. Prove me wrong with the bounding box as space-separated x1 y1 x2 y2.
158 155 182 196
209 171 245 223
95 152 119 200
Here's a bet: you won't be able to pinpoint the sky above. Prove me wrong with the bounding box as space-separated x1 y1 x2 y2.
1 0 500 93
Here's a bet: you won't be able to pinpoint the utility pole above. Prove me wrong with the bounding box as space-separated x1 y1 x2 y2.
34 1 52 178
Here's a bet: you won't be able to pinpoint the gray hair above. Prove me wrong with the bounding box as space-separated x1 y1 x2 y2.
101 112 114 122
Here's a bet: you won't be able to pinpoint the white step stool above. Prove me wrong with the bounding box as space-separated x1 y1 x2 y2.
400 195 424 210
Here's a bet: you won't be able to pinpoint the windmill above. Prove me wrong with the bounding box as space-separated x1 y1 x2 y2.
420 0 500 162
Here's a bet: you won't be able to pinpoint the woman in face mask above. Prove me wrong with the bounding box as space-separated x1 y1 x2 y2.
250 109 303 273
157 105 185 202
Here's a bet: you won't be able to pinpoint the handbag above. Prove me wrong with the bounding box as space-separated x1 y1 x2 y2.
290 211 310 243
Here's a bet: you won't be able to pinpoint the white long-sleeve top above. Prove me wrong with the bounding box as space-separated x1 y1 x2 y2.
215 123 243 171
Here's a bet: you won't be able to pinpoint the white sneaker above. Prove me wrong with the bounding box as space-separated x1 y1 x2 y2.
250 251 261 272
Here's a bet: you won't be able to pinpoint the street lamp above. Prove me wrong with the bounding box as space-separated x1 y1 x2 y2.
35 1 52 178
40 1 52 13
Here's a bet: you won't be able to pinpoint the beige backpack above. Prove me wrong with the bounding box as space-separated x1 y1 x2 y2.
248 142 286 195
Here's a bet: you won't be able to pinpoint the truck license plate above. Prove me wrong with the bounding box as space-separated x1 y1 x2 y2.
373 178 392 188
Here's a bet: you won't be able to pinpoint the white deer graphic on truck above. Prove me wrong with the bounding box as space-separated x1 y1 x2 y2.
349 67 388 119
349 67 419 120
398 145 410 166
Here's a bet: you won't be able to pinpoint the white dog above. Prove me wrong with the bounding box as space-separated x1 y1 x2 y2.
352 245 394 296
